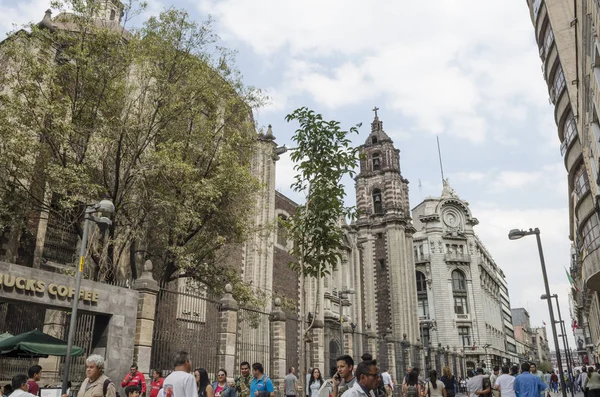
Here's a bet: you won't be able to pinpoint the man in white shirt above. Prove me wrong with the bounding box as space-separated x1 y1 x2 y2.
381 370 393 397
160 351 199 397
10 375 37 397
494 367 516 397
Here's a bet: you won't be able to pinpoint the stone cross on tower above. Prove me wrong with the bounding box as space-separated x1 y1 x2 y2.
372 106 379 118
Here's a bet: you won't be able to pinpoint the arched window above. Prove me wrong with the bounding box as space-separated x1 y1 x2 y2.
416 271 427 293
416 271 429 320
452 270 468 315
451 270 466 292
372 189 383 214
371 136 378 144
110 9 116 20
372 153 381 171
277 214 288 247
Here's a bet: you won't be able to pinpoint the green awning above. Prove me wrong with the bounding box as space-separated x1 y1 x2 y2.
0 329 84 357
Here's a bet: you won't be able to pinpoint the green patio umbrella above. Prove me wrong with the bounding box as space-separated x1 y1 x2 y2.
0 329 84 357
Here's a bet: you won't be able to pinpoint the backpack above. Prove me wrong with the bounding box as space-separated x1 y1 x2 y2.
103 378 121 397
481 377 491 397
406 385 418 397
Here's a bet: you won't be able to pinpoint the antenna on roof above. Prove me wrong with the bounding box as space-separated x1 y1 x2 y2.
437 136 445 188
418 179 423 200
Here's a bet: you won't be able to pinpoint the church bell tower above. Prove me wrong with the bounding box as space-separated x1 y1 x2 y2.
355 108 419 351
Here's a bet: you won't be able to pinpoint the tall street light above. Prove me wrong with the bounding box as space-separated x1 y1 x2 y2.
339 288 355 354
541 293 575 397
508 228 567 397
62 199 115 394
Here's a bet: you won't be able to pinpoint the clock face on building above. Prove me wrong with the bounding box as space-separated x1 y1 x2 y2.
443 210 460 228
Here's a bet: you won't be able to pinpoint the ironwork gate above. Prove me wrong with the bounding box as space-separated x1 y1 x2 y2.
236 307 271 374
0 302 95 385
151 282 221 377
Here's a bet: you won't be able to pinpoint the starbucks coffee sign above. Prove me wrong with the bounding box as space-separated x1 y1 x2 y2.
0 273 99 303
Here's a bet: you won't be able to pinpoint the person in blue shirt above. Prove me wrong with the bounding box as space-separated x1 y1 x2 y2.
250 363 274 397
514 363 545 397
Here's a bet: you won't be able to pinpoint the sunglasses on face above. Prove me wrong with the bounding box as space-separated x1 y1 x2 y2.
218 374 226 377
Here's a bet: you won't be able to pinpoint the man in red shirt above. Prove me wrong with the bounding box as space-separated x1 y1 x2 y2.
150 370 164 397
122 364 147 396
27 365 42 396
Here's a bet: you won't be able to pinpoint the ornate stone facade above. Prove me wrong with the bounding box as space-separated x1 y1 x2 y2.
412 182 514 371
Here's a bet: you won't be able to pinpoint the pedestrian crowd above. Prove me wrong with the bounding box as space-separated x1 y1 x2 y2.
6 355 600 397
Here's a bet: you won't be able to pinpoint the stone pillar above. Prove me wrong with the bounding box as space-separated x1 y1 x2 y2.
39 310 68 384
400 338 410 375
133 260 159 378
343 325 354 358
385 337 396 382
309 321 325 372
367 331 378 358
217 284 238 379
270 298 286 394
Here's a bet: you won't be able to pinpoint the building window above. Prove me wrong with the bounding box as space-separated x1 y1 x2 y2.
454 296 468 315
544 27 554 56
372 136 378 144
574 164 590 198
416 271 427 293
110 9 116 20
277 215 288 247
373 189 383 214
560 112 577 156
554 66 566 98
451 270 467 292
418 298 429 319
421 325 430 347
458 326 471 346
581 214 600 253
372 153 381 171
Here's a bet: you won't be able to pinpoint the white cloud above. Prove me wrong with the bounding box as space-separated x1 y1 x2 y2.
472 204 574 345
0 0 48 35
198 0 550 144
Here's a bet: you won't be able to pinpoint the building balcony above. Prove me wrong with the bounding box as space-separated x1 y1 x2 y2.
564 137 582 174
415 254 430 264
534 0 545 35
444 254 471 264
455 313 471 322
582 247 600 291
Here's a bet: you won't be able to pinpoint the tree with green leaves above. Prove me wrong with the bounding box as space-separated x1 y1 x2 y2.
0 0 264 301
283 107 360 384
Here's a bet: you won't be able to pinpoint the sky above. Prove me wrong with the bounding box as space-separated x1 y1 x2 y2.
0 0 579 352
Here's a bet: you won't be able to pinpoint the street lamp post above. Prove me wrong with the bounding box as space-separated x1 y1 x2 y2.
62 199 115 394
339 288 355 355
542 293 575 397
508 228 567 397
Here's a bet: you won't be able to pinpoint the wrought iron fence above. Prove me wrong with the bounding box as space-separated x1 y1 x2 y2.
377 339 389 372
353 331 370 359
151 281 221 378
236 307 271 374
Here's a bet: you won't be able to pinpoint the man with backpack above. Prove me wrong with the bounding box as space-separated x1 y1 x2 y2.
63 354 116 397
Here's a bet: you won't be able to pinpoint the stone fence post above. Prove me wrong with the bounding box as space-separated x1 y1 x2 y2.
217 284 238 380
133 260 159 378
270 298 286 396
385 336 396 382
